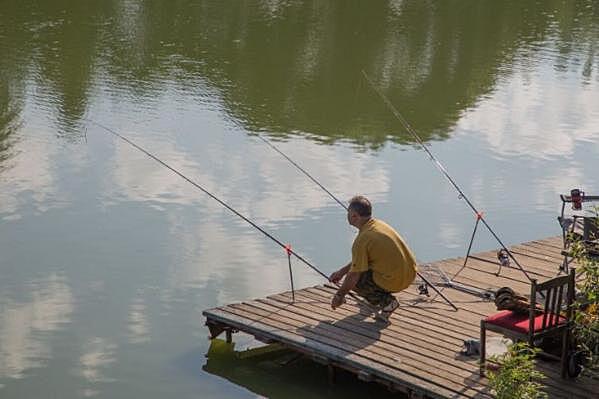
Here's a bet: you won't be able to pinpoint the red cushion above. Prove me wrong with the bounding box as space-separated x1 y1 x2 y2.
484 310 566 334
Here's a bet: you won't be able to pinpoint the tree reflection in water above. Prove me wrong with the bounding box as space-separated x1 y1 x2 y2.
1 0 597 150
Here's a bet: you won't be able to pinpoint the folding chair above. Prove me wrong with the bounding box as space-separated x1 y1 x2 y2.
480 268 575 378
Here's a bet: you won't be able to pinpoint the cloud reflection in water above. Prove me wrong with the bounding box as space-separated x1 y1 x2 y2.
0 275 73 380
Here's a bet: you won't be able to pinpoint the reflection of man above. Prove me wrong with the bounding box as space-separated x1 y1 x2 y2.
329 196 417 322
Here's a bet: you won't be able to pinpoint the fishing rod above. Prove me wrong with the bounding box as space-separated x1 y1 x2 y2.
88 119 371 308
360 70 534 284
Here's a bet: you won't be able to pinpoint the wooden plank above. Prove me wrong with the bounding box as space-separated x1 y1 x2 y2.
278 289 480 344
258 296 488 382
204 307 488 398
522 241 567 257
258 295 471 361
238 290 596 399
536 362 599 398
509 245 564 265
207 290 592 399
221 304 490 397
468 248 558 277
307 288 596 398
234 299 487 384
204 309 458 398
265 292 466 351
300 286 596 399
309 285 487 331
539 372 597 397
531 237 565 250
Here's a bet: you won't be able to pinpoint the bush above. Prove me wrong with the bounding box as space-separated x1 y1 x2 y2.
570 211 599 376
487 342 547 399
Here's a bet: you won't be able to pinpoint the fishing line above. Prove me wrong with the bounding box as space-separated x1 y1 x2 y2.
88 119 372 308
255 134 347 210
360 70 534 284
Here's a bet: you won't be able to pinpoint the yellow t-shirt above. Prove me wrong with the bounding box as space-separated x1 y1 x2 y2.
350 219 417 292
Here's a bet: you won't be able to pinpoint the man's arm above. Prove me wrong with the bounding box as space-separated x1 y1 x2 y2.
328 262 351 284
331 271 361 309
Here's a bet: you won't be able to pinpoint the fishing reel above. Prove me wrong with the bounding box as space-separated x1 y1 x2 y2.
417 283 429 296
497 249 510 267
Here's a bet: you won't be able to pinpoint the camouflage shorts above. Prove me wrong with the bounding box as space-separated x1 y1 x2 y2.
354 270 394 307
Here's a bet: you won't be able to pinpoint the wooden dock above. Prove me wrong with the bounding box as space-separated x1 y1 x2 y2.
203 236 598 398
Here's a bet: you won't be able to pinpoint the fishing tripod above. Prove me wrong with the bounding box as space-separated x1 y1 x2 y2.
419 213 500 302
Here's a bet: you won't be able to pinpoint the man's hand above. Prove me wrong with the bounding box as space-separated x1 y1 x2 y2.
331 292 346 310
329 269 345 284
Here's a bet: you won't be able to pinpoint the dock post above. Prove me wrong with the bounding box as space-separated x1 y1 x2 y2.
327 364 336 385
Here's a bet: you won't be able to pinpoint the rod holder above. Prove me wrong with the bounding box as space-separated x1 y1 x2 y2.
285 244 295 302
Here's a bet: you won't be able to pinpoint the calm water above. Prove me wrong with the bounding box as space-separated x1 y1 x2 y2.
1 1 599 398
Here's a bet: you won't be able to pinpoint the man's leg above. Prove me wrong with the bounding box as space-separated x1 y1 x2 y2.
354 271 399 321
354 270 394 307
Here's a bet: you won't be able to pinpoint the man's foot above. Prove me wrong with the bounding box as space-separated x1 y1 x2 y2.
375 297 399 322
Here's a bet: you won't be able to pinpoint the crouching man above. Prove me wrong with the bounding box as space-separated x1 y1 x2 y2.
329 196 417 322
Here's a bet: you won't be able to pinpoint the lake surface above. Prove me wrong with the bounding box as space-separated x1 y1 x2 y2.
1 1 599 398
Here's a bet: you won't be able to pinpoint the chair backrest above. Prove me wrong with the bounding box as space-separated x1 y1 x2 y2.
529 268 575 333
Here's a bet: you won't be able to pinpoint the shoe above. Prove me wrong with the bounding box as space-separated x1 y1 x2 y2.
461 339 480 356
375 298 399 322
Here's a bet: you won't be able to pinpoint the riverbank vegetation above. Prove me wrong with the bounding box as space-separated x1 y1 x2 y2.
570 212 599 377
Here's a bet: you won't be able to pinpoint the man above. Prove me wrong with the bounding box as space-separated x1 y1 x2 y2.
329 195 417 322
